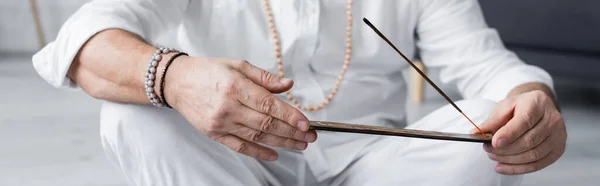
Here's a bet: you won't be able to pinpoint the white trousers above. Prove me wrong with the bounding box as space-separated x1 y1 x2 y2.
99 99 523 186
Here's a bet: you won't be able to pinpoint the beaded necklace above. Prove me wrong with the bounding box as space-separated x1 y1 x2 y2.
262 0 354 112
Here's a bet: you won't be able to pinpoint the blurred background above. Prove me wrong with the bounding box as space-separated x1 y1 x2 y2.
1 0 598 185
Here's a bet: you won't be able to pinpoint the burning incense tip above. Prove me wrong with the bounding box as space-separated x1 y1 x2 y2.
461 112 485 135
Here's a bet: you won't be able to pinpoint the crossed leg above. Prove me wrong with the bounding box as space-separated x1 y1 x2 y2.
97 99 523 185
99 102 269 185
99 102 320 186
332 99 523 186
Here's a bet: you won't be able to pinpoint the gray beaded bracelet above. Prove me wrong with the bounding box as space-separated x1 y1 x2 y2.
145 47 178 107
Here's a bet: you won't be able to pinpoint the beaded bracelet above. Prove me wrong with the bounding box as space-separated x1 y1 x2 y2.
159 52 188 108
145 47 178 107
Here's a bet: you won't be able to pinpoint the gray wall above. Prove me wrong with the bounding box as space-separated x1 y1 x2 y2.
0 0 89 54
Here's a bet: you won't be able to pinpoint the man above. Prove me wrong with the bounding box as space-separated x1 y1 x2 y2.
32 0 566 185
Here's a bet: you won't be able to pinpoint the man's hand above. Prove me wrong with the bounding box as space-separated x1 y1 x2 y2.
68 29 315 162
471 89 567 175
163 56 317 161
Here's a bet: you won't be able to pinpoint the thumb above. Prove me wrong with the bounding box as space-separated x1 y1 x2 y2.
470 100 515 134
235 60 293 93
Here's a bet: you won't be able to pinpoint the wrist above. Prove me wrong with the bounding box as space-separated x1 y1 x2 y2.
145 47 188 108
145 48 176 107
161 54 192 110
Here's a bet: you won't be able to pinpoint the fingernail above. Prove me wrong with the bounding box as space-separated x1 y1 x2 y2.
280 77 291 84
497 138 508 148
296 142 307 150
269 155 277 161
297 121 308 131
483 143 492 152
305 132 316 142
488 153 496 160
495 164 504 172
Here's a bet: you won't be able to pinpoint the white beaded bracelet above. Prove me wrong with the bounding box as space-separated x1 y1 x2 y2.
145 47 178 107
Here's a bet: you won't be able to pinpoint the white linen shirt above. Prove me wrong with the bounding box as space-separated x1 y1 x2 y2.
32 0 556 129
32 0 554 180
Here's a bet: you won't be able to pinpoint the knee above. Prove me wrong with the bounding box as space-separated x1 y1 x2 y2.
444 99 498 132
99 102 191 155
448 142 523 185
409 99 498 132
455 99 497 121
436 143 522 186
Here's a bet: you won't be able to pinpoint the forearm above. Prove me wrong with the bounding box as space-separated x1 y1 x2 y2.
67 29 174 104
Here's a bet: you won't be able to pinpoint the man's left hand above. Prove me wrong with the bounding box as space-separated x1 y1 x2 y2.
471 90 567 175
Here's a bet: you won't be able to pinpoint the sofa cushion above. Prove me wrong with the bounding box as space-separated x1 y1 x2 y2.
479 0 600 53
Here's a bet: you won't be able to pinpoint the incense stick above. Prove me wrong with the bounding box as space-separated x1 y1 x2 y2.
362 17 486 135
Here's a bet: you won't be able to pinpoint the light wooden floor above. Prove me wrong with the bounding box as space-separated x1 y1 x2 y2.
1 56 598 185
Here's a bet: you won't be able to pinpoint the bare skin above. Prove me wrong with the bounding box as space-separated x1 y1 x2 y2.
68 29 317 161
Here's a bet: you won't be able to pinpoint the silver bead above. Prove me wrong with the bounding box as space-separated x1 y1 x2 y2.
147 80 154 87
146 87 153 93
169 48 177 52
151 60 159 67
149 93 156 98
153 55 162 61
149 67 156 73
161 48 169 53
148 74 155 80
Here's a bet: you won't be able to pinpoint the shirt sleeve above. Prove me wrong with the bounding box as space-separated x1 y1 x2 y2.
415 0 554 102
31 0 190 89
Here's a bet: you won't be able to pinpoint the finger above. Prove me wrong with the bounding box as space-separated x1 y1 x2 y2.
215 134 278 161
230 123 308 151
234 106 317 142
487 135 552 164
483 115 551 155
491 98 545 148
495 148 563 175
471 99 514 134
234 79 310 131
233 60 293 93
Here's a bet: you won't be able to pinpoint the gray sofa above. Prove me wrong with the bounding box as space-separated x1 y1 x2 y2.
479 0 600 81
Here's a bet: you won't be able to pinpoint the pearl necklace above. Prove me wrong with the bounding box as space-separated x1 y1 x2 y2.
262 0 353 112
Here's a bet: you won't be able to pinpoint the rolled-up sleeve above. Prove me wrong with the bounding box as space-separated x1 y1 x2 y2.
32 0 189 89
415 0 554 102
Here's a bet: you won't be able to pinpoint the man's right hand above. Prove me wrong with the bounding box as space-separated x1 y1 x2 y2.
162 56 316 161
